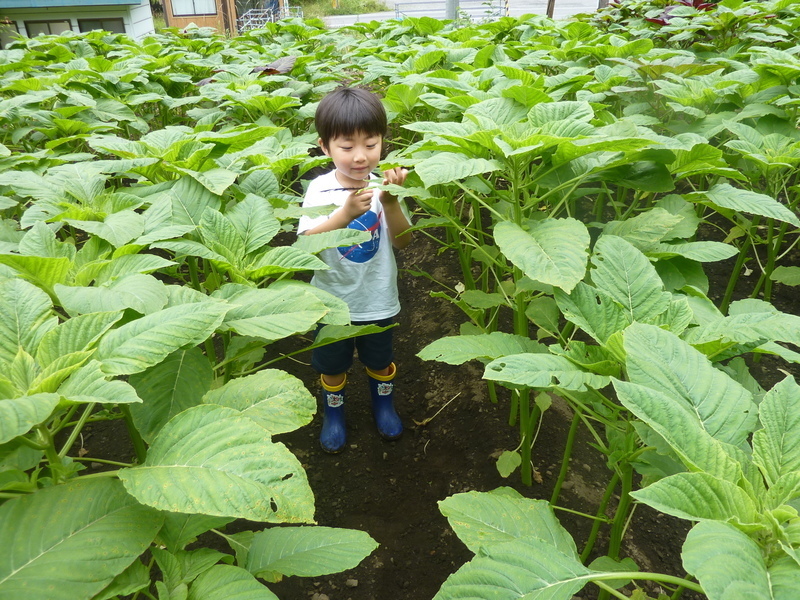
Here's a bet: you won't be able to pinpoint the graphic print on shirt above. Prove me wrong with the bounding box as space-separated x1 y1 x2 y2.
338 210 381 263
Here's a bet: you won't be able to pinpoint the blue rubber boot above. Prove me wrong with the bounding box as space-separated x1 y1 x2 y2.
366 363 403 440
320 375 346 453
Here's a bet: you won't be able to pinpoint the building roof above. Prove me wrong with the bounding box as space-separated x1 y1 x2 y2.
1 0 140 7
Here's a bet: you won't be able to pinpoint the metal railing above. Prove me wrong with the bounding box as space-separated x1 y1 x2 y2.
395 0 507 21
236 3 303 32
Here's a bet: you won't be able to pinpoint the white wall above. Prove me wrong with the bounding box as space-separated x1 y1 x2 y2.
1 0 155 42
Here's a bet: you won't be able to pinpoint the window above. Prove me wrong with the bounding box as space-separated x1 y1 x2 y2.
0 20 18 49
172 0 217 16
24 20 72 37
78 18 126 34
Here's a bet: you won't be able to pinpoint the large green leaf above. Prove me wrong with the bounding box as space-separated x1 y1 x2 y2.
246 246 328 278
494 219 589 293
0 277 56 365
433 537 591 600
415 153 502 187
129 347 213 444
35 311 121 368
613 379 742 482
0 478 163 600
753 376 800 487
217 284 326 342
624 323 757 446
187 565 278 600
631 472 758 525
226 194 280 254
694 183 800 226
119 404 314 523
202 369 315 436
554 283 630 345
438 488 578 557
58 360 142 405
0 393 60 444
417 332 546 365
56 274 169 317
0 254 73 294
246 526 378 581
681 521 777 600
591 235 671 322
96 301 229 375
485 353 610 391
158 513 234 554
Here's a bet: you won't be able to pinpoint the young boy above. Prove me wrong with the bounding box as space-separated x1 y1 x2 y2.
297 86 413 453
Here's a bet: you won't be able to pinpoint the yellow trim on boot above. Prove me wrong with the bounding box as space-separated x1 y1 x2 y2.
321 374 347 392
365 362 396 382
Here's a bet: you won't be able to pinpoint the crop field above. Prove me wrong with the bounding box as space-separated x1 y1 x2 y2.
1 0 800 598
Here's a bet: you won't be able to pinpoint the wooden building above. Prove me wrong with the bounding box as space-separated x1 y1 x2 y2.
161 0 242 33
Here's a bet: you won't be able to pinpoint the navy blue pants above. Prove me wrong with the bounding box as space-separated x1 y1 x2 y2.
311 318 394 375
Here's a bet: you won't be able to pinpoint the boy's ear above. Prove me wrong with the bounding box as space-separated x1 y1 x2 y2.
318 138 330 157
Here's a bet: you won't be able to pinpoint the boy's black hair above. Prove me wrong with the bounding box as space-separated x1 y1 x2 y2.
315 87 388 148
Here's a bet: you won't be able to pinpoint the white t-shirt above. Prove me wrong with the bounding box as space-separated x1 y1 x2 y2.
297 170 409 321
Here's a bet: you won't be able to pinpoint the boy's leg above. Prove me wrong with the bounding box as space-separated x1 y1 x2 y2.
355 319 402 440
312 332 355 453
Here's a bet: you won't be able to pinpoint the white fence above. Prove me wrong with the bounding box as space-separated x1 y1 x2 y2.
395 0 508 21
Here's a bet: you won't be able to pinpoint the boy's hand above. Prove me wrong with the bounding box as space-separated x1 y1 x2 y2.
342 188 374 220
381 168 408 204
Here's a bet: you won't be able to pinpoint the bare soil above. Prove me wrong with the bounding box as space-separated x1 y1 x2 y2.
78 222 800 600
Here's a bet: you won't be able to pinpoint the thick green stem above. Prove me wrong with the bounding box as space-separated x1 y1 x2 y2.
58 402 96 458
608 462 634 560
581 471 621 563
36 425 61 472
721 216 760 314
550 409 581 506
120 405 147 464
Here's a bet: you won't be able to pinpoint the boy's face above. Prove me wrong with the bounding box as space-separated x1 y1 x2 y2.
320 131 382 188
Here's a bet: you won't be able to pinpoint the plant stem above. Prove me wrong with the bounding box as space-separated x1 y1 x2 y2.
608 462 633 560
72 457 134 468
721 216 760 314
581 471 621 563
58 402 96 458
550 409 581 506
120 405 147 464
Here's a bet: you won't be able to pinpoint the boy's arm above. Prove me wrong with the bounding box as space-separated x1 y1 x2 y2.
381 168 412 250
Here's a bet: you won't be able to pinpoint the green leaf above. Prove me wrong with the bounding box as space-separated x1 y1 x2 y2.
0 254 73 293
494 219 589 293
0 393 60 444
613 379 742 483
187 565 278 600
496 451 521 478
753 376 800 487
417 332 546 365
58 360 142 404
624 323 758 447
129 348 213 444
246 246 328 278
438 488 578 557
67 210 144 248
432 537 591 600
119 404 314 522
631 472 758 525
0 277 56 364
226 194 280 254
415 153 502 187
92 559 151 600
0 478 163 600
586 557 639 590
771 266 800 286
554 283 630 345
202 369 315 436
292 228 371 254
485 353 611 391
246 526 378 581
592 235 671 322
693 183 800 226
36 311 121 367
169 177 221 228
96 301 229 375
158 513 234 554
217 285 326 342
56 274 169 317
682 521 775 600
